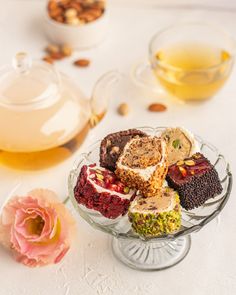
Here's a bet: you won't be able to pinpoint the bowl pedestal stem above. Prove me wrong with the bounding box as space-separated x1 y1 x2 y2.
112 235 191 271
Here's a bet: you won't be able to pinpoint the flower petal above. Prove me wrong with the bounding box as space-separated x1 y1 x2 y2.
0 188 76 267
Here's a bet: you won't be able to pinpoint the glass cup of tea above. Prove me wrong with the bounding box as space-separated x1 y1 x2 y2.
133 22 235 101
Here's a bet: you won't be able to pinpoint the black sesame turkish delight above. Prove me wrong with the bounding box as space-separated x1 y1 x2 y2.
166 153 223 210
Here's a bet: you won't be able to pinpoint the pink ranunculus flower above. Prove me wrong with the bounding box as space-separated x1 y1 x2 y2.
0 189 76 267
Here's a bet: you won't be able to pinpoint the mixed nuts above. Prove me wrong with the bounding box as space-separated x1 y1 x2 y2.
42 43 91 68
47 0 106 26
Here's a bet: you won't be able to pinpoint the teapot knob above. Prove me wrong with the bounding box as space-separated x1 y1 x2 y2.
12 52 32 74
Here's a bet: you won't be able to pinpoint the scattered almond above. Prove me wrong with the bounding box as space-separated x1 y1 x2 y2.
117 103 129 116
61 44 73 56
148 103 167 112
50 52 65 60
43 56 54 64
43 43 74 64
46 44 60 55
74 59 90 67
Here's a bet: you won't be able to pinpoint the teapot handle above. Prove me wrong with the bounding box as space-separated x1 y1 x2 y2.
89 70 123 127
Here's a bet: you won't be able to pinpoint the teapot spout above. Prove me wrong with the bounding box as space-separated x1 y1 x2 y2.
90 70 123 127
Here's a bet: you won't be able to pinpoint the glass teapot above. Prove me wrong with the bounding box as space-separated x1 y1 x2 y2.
0 52 119 170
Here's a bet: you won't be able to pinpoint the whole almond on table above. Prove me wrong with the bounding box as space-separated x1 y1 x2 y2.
46 44 60 55
61 44 73 56
50 52 65 60
117 103 129 116
148 103 167 112
43 56 54 64
74 59 90 67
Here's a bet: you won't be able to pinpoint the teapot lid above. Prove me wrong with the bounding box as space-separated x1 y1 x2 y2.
0 52 60 109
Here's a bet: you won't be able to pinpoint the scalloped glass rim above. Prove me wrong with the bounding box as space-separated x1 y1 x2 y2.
68 126 233 241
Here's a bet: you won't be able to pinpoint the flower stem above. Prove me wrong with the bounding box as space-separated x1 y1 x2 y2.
63 196 70 204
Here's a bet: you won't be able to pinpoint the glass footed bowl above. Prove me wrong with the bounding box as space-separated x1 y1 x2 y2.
68 127 232 271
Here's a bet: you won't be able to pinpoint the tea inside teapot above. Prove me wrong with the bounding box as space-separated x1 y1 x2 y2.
0 53 119 170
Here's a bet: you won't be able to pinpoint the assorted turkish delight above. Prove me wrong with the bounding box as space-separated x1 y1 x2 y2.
166 153 223 210
128 188 181 237
160 127 199 166
73 127 223 237
115 136 168 196
74 164 136 219
100 129 147 171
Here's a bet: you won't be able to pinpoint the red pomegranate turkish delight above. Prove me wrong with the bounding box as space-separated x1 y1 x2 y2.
74 164 136 219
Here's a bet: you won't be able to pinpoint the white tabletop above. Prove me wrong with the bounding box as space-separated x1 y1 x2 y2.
0 1 236 294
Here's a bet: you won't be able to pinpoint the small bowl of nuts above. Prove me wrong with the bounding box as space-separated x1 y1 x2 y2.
44 0 108 49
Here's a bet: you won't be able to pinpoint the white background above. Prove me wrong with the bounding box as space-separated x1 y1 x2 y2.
0 1 236 295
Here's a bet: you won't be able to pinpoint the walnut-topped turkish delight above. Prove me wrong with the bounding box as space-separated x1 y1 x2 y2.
115 136 168 196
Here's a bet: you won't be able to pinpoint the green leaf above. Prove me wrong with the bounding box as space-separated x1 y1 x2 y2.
172 139 180 149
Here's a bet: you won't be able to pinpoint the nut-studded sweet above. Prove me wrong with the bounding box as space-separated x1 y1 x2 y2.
100 129 147 171
128 188 181 237
115 136 168 197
